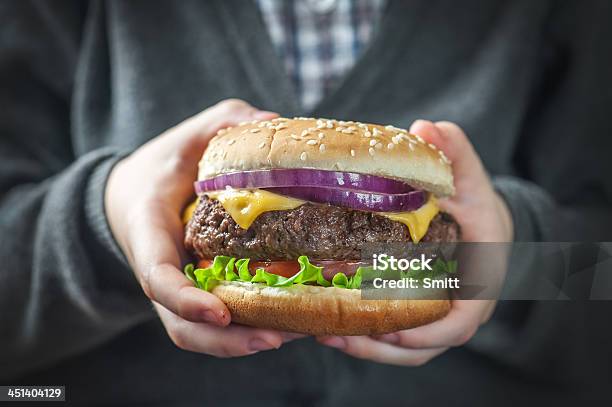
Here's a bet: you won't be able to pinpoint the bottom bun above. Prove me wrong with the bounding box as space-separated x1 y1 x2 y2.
211 281 451 336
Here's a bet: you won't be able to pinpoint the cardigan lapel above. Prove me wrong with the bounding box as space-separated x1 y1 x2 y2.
311 0 429 117
215 0 427 118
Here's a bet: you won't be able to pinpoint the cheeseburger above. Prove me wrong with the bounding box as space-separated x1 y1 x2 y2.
183 117 460 335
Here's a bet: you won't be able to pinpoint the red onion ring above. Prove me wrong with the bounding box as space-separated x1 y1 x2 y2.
263 187 426 212
194 169 413 195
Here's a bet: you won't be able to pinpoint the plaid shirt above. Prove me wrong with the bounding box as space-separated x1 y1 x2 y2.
256 0 387 110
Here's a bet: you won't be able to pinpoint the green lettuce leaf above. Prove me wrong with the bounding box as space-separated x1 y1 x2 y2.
184 255 367 292
331 272 349 288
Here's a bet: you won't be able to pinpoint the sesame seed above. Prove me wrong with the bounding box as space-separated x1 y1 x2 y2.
222 151 228 159
227 139 236 145
241 129 249 134
326 121 334 128
238 121 249 126
251 120 259 124
318 132 325 139
369 139 377 146
385 125 405 133
258 142 266 149
306 139 318 145
300 152 307 161
387 143 395 150
290 134 299 140
250 128 261 133
439 158 445 165
375 142 383 149
350 149 356 157
258 122 267 128
301 130 309 137
319 144 326 152
372 128 381 137
368 147 375 156
338 120 348 126
408 143 415 151
415 134 425 144
364 131 372 138
342 129 354 134
275 123 288 130
428 143 437 150
439 151 451 164
335 127 345 132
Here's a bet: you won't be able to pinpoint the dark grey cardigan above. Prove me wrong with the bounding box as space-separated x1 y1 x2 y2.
1 0 611 405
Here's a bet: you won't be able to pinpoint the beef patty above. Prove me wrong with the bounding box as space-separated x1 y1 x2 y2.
185 196 460 261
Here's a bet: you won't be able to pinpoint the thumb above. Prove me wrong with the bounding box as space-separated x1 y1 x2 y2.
409 120 491 195
137 100 278 206
172 99 278 149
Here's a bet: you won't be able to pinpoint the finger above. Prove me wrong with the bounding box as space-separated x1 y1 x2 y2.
409 119 445 150
151 100 279 201
317 335 448 366
372 300 491 349
128 204 230 326
434 121 489 186
279 332 309 342
155 304 287 357
409 120 489 188
177 99 278 146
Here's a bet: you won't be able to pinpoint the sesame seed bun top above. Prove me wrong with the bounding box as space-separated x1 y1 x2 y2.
198 117 455 197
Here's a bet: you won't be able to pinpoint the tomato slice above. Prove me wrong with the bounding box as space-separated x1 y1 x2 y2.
315 261 365 279
197 259 300 278
196 258 366 279
249 261 301 278
197 259 213 269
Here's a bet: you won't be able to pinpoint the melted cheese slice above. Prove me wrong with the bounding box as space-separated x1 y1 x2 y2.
194 189 439 243
182 197 199 225
206 189 305 229
380 196 439 242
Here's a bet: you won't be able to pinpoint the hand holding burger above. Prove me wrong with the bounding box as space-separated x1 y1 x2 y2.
317 120 513 366
105 96 513 365
105 99 303 356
